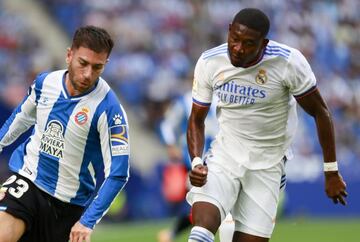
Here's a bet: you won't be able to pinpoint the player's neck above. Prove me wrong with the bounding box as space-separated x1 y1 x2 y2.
243 47 265 68
64 73 85 97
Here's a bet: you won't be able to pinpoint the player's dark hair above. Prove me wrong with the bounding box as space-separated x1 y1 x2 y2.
71 25 114 56
232 8 270 37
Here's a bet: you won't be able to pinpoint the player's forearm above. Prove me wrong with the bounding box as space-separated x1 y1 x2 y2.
186 118 205 160
80 176 128 229
315 108 337 163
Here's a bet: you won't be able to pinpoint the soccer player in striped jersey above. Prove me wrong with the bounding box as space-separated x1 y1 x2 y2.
0 26 130 242
186 8 347 242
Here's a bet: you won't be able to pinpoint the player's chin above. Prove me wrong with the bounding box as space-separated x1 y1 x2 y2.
230 58 245 67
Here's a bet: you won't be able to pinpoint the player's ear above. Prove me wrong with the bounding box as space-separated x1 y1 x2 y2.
262 38 269 48
65 47 72 64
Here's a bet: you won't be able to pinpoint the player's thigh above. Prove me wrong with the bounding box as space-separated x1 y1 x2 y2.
0 211 26 241
232 161 285 239
0 173 52 242
187 163 240 223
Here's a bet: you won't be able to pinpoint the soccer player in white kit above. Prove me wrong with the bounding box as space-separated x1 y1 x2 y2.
186 8 348 242
0 26 130 242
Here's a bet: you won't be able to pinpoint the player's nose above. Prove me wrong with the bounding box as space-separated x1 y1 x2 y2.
233 43 245 54
83 66 92 79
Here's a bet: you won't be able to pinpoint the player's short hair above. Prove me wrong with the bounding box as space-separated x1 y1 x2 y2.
71 25 114 56
232 8 270 37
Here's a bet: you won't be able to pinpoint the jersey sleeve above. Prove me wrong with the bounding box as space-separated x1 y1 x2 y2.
284 49 317 98
192 55 213 106
80 98 130 229
0 82 37 153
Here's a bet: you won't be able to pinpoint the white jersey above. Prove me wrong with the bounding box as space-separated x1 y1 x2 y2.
192 40 316 170
0 70 130 228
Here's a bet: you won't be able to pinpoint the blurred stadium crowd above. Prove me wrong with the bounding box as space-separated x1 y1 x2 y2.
0 0 359 219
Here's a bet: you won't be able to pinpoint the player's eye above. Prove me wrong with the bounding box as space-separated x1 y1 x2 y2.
93 65 103 71
231 37 240 42
78 59 88 67
244 41 255 47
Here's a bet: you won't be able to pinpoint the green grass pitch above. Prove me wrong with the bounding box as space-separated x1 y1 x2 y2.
92 217 360 242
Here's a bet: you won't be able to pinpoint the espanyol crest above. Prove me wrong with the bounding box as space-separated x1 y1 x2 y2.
75 107 90 125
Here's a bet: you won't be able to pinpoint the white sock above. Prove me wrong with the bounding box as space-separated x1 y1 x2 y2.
188 226 215 242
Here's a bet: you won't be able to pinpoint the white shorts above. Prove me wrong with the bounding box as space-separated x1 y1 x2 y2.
186 157 286 238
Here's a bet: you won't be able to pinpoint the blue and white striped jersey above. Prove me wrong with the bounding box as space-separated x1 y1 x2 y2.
0 70 130 228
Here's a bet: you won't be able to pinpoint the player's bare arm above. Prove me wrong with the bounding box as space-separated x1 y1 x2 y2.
296 88 348 205
187 103 210 187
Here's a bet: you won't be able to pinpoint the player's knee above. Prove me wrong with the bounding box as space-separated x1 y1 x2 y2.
193 215 219 233
192 202 221 233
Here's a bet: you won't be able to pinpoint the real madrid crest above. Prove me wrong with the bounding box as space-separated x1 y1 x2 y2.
75 107 90 125
255 69 267 85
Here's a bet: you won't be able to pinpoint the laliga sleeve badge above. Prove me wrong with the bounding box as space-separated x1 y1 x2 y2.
110 113 129 156
255 69 267 85
113 114 123 125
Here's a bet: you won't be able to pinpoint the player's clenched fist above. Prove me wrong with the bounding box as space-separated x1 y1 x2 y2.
189 164 208 187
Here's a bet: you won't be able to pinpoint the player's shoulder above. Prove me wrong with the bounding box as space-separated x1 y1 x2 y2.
97 79 118 102
97 78 126 110
200 43 228 60
32 69 65 87
265 40 305 62
264 40 293 60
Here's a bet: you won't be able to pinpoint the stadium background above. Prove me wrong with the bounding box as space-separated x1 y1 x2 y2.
0 0 359 241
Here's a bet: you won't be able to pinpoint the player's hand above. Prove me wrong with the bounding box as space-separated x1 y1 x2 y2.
189 164 208 187
324 171 348 205
69 221 93 242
